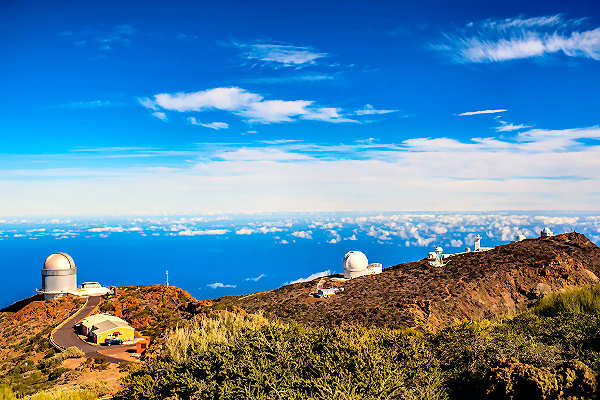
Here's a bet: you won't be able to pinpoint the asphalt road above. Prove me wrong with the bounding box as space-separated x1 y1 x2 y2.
52 296 125 364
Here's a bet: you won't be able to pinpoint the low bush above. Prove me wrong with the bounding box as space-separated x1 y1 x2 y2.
534 285 600 317
119 312 447 400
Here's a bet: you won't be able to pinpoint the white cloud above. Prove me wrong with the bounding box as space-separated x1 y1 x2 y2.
207 282 237 289
234 42 327 67
187 117 229 130
88 226 125 232
241 99 313 123
291 230 313 239
496 122 531 132
302 107 359 123
458 109 507 116
245 274 266 282
141 87 358 125
178 229 229 236
152 112 168 121
450 239 463 247
235 225 283 234
286 269 333 285
436 15 600 63
154 87 261 112
354 104 399 116
138 97 158 110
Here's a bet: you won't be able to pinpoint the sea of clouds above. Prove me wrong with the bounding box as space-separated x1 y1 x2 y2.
1 212 599 247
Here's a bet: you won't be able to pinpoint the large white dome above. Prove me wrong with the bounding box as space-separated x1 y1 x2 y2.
43 253 76 271
343 251 368 273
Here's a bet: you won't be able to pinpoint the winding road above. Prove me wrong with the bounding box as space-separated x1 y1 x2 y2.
51 296 125 364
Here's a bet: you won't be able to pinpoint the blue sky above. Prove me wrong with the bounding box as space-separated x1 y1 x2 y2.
1 1 600 215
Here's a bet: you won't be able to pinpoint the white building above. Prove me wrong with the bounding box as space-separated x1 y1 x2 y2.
38 252 110 300
541 227 554 238
427 247 445 267
342 251 382 279
40 253 77 300
428 233 494 265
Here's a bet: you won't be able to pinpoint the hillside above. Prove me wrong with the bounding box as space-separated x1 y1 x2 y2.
98 285 206 339
213 232 600 330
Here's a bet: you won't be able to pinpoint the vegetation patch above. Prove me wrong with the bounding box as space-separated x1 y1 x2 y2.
119 285 600 400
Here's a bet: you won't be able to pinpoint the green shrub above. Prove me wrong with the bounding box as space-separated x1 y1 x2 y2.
76 381 111 397
119 312 448 400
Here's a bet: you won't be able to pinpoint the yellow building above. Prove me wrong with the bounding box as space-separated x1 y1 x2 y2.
79 313 134 344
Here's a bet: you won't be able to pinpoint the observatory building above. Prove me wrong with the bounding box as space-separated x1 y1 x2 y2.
38 252 110 299
541 227 554 238
343 251 382 279
41 253 77 299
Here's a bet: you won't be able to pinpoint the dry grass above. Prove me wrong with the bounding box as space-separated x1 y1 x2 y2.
0 385 96 400
165 311 271 363
534 285 600 316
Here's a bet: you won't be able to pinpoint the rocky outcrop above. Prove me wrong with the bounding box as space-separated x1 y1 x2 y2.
213 233 600 330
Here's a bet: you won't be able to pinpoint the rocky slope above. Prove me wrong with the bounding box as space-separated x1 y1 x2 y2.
213 233 600 330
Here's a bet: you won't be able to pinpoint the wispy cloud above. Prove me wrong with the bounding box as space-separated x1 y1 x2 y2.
435 14 600 63
63 24 136 52
495 120 532 132
187 117 229 130
178 229 229 236
233 42 327 68
286 269 333 285
245 274 266 282
458 109 507 116
354 104 399 116
140 87 359 124
152 112 168 121
53 100 118 109
207 282 237 289
244 74 335 84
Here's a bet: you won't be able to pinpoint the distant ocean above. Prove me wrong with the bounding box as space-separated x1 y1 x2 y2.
2 211 599 308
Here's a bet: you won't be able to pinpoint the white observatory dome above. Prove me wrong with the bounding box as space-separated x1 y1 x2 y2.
343 251 368 279
41 252 77 299
43 253 76 271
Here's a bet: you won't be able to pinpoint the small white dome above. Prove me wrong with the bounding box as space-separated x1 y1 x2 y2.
43 253 76 271
343 251 368 273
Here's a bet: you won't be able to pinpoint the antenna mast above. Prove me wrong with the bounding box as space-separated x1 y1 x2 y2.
166 269 169 287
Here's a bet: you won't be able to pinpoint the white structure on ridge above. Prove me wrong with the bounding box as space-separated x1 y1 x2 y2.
541 227 554 238
38 252 110 300
343 251 382 279
514 233 527 242
428 233 494 265
427 246 445 267
474 235 481 251
41 253 77 300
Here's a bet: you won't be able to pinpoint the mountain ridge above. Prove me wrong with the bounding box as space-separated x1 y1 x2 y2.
212 232 600 330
